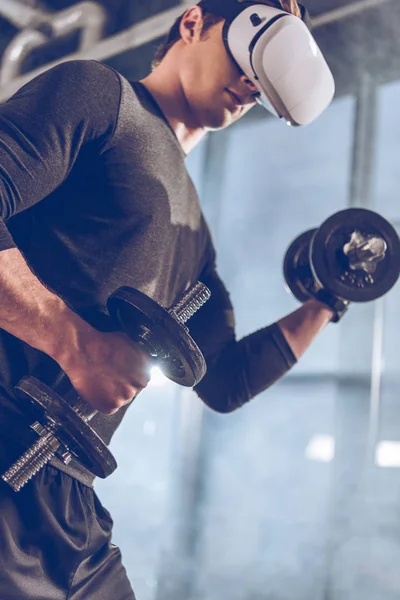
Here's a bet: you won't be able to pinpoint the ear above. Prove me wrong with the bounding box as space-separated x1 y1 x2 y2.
179 6 204 44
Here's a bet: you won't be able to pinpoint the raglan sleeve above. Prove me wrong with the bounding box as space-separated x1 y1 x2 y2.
0 59 121 249
190 263 298 413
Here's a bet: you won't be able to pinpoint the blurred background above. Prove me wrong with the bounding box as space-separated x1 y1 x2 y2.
1 1 399 598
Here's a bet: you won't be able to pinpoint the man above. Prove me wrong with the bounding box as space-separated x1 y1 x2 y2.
0 1 341 598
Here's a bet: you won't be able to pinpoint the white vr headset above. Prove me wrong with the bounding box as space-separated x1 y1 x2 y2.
198 0 335 126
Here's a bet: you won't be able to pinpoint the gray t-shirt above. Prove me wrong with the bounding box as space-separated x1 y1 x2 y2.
0 60 296 486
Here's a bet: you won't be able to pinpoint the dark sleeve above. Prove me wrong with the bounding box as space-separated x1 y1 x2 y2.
0 59 121 249
190 265 297 413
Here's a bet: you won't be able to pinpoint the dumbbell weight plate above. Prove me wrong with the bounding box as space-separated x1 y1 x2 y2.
107 287 206 387
283 229 320 303
310 208 400 302
14 376 117 478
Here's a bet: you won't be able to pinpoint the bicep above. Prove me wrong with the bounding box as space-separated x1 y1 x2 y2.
189 267 236 365
190 268 252 412
190 268 296 413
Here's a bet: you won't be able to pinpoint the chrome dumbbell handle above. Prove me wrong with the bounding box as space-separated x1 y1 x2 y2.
169 281 211 324
343 230 387 274
2 394 98 492
2 282 210 492
2 429 60 492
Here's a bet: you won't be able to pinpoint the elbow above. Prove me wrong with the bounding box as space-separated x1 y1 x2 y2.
194 374 251 414
199 394 240 414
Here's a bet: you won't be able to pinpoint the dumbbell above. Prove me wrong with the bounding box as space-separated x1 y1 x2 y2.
2 282 211 492
283 208 400 312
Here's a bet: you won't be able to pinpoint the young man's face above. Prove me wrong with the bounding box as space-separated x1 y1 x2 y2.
179 20 259 130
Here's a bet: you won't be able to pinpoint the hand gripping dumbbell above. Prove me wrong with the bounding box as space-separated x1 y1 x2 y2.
283 208 400 320
1 282 211 492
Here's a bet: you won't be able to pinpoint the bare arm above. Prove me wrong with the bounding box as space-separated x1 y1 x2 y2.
0 248 149 414
0 248 92 358
0 62 152 414
277 299 335 359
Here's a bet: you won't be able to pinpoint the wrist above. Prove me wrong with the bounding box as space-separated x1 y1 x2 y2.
314 289 349 323
37 300 99 366
278 298 335 360
303 297 335 320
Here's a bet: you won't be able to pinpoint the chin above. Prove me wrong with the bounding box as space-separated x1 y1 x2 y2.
202 107 236 131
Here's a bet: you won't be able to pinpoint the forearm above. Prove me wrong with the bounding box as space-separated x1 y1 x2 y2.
195 322 297 413
0 248 150 413
196 300 334 412
277 298 334 359
0 247 95 363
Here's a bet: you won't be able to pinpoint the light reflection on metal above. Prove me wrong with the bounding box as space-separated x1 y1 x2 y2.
49 2 106 50
1 31 48 86
0 1 107 88
0 0 48 29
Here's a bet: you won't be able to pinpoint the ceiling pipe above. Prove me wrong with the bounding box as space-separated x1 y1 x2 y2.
0 1 107 88
0 0 393 102
0 30 48 88
313 0 392 27
0 0 48 29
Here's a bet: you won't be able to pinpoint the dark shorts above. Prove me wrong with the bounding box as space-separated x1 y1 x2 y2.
0 438 135 600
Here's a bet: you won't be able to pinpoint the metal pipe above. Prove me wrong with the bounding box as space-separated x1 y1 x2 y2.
0 0 393 101
349 72 378 208
0 29 47 88
0 1 107 89
49 2 107 52
312 0 393 27
0 0 47 30
0 2 193 101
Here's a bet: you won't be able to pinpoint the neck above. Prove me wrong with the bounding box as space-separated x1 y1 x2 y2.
140 59 207 154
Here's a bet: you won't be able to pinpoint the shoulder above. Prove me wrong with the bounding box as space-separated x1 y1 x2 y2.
13 60 122 103
38 59 122 92
6 60 123 142
14 60 123 122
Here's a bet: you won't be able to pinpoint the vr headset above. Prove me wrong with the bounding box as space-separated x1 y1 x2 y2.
198 0 335 126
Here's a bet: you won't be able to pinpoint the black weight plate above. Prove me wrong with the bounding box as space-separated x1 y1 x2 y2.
311 209 400 302
107 287 206 387
14 377 117 479
283 229 319 303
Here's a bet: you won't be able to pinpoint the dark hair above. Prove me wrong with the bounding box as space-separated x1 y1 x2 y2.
152 0 302 68
152 8 224 68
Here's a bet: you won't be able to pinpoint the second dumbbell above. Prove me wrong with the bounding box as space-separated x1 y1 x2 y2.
284 208 400 305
